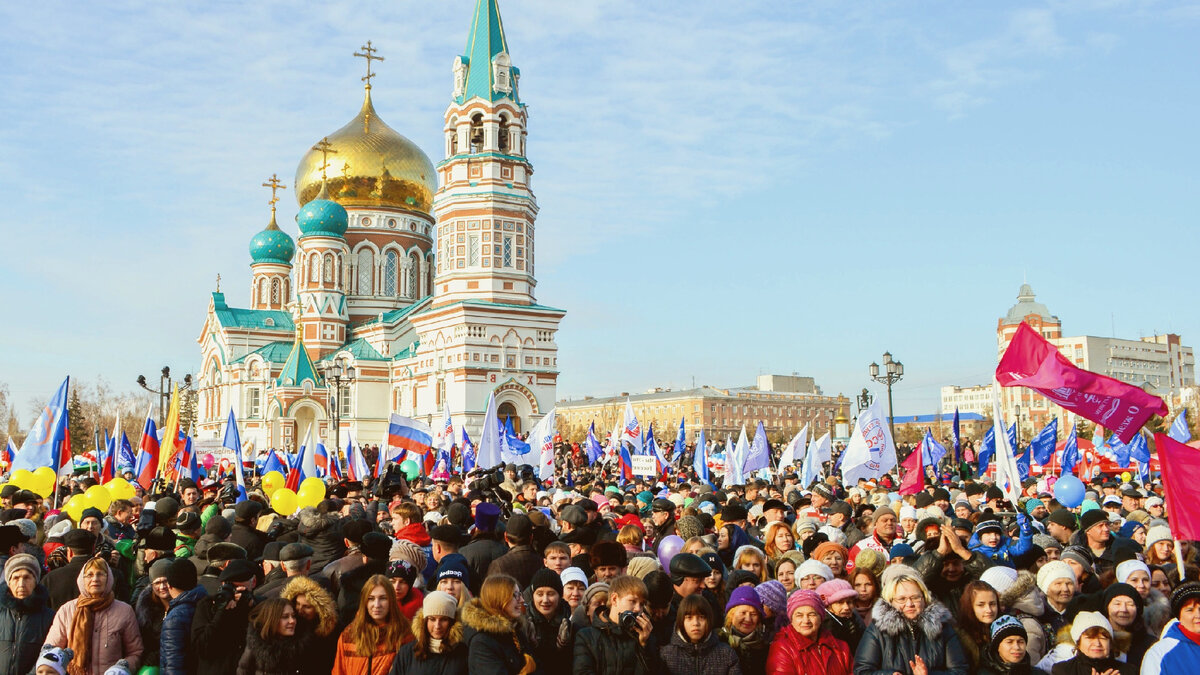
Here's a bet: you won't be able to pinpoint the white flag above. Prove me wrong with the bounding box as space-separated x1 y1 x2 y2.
476 392 502 470
727 425 749 486
991 382 1023 504
840 399 896 486
802 431 832 487
779 425 808 469
436 407 453 453
621 399 643 454
531 409 558 482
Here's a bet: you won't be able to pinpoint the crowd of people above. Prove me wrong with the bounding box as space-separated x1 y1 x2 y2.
0 441 1196 675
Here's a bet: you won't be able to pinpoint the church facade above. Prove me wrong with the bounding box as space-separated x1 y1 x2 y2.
195 0 564 455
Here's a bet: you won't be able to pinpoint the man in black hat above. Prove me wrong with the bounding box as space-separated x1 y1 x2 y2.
560 526 596 580
459 502 506 596
255 542 318 601
0 524 26 572
45 529 97 609
130 525 177 601
174 511 202 558
160 558 207 674
1075 508 1139 577
335 531 392 622
196 542 248 595
487 512 541 589
320 519 373 596
1045 509 1077 546
191 558 258 675
827 500 866 548
228 499 268 561
647 498 677 552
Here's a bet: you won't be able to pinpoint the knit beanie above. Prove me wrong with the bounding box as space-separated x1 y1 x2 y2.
989 615 1026 650
149 558 173 583
3 553 40 584
811 541 848 565
1070 611 1112 644
1103 582 1143 618
754 580 787 621
1033 534 1060 553
1037 560 1076 594
1145 525 1172 549
1170 581 1200 618
390 539 429 570
583 583 610 610
165 558 197 591
796 559 834 583
725 585 763 615
1115 560 1150 585
675 515 704 541
816 579 858 606
980 566 1018 596
529 568 563 597
422 591 458 619
625 555 660 580
35 646 73 675
786 589 824 619
854 549 887 578
102 660 132 675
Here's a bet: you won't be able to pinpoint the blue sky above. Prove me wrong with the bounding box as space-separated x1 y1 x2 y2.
1 0 1197 422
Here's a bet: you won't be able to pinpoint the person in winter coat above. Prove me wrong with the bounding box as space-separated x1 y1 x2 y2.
969 516 1034 568
279 574 338 675
660 594 741 675
853 567 968 675
158 559 207 675
457 503 506 597
336 533 392 625
133 559 170 670
484 514 541 590
912 524 991 618
981 566 1048 665
573 574 661 675
237 597 304 675
389 590 468 675
816 579 864 653
719 586 771 675
192 559 259 675
0 553 54 675
1044 611 1133 675
955 580 999 671
229 500 269 563
297 506 345 573
1140 581 1200 674
766 589 853 675
461 574 537 675
524 568 574 674
1100 583 1154 671
977 615 1049 675
45 557 143 675
332 575 411 675
385 560 424 621
1113 559 1170 639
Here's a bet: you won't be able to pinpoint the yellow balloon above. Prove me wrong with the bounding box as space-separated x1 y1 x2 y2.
298 477 326 501
261 471 285 495
32 467 57 497
65 495 86 523
85 484 112 512
271 488 298 516
106 477 135 501
10 469 34 490
1120 471 1132 483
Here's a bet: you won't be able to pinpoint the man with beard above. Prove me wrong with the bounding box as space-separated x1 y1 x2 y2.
190 559 257 675
913 523 990 618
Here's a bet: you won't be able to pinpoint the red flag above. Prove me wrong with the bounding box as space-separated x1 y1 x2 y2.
899 445 924 496
1155 433 1200 540
998 323 1167 443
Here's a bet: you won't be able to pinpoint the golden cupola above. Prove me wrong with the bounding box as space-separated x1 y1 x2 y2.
294 84 437 215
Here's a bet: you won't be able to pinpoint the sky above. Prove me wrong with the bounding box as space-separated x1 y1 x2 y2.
1 0 1197 423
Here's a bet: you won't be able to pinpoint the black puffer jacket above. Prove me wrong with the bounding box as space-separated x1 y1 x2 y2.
854 599 969 675
525 599 574 674
134 586 168 668
0 583 53 675
296 509 344 572
659 629 741 675
573 609 661 675
389 609 468 675
460 598 531 675
236 625 305 675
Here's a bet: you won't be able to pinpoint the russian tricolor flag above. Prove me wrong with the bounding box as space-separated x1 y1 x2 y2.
135 413 160 491
386 414 433 457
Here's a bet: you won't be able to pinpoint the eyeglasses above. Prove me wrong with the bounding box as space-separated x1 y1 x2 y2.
892 596 923 607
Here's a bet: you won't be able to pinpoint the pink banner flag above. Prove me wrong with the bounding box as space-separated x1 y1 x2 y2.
899 445 924 496
997 323 1167 443
1155 433 1200 540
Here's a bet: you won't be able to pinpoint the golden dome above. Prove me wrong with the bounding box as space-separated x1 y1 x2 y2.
294 87 436 214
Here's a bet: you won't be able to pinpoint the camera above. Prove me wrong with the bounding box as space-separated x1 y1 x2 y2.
618 610 643 635
468 468 505 493
213 582 236 607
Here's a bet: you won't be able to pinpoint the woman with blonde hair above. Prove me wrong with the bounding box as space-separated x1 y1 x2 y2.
332 574 412 675
855 568 968 675
461 574 535 674
617 525 645 555
46 557 142 675
732 545 769 584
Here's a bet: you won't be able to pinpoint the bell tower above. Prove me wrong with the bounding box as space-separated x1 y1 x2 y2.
432 0 536 307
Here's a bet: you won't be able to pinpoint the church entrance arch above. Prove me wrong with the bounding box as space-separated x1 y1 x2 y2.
493 380 535 435
289 399 325 449
497 402 520 434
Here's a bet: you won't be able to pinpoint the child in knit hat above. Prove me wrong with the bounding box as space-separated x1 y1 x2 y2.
34 645 73 675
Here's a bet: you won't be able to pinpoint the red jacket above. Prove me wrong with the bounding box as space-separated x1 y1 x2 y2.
766 626 853 675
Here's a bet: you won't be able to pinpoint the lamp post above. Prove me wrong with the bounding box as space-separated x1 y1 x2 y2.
1014 405 1022 447
869 351 904 444
321 359 356 461
856 388 873 415
137 367 193 426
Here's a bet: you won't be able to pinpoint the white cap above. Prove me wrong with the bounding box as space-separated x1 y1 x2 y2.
980 566 1019 596
1037 560 1076 594
1115 559 1150 584
560 566 588 588
1146 496 1164 508
899 505 918 521
1070 611 1113 644
1146 525 1173 547
797 559 834 582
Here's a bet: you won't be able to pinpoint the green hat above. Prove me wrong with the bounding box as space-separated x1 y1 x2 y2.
637 490 653 504
605 485 621 496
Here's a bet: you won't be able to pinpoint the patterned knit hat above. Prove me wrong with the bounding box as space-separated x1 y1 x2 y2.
786 589 824 619
853 548 887 578
754 580 787 627
989 615 1026 651
675 515 704 541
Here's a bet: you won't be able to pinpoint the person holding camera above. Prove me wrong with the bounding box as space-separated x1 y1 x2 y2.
189 559 257 675
573 574 661 675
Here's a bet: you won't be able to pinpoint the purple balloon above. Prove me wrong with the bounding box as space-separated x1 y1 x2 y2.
657 535 685 569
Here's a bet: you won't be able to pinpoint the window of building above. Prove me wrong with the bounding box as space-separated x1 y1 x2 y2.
468 235 479 266
340 391 352 417
357 250 373 294
247 388 261 418
384 251 398 296
270 278 280 304
503 236 513 267
407 253 419 297
323 254 333 283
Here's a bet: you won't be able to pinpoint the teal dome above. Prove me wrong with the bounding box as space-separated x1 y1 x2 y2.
297 194 348 238
249 215 295 265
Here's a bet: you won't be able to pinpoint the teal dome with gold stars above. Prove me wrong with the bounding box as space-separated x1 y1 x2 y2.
297 187 348 238
249 214 296 265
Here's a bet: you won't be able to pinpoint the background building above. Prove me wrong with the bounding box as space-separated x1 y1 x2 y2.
887 412 989 445
556 375 849 444
940 384 992 417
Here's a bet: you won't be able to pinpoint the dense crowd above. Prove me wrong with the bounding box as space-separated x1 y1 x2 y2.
0 448 1198 675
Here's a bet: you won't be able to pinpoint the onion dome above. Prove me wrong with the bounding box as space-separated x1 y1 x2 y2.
294 86 436 214
249 213 295 264
296 184 349 238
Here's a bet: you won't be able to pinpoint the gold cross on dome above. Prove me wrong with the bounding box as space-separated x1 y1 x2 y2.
354 41 385 86
262 173 286 214
312 137 338 182
215 273 221 292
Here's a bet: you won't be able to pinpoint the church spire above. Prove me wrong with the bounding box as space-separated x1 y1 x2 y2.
456 0 517 104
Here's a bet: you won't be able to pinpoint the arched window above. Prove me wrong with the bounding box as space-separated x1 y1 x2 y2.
469 113 484 153
270 278 281 304
323 254 334 284
407 253 419 297
384 251 398 296
357 249 374 295
336 254 343 288
258 279 268 304
498 115 510 153
309 254 320 282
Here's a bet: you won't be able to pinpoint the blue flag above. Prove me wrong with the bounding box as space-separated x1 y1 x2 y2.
1007 422 1018 454
693 428 709 486
116 432 135 474
1016 447 1031 480
461 428 476 473
502 416 529 456
584 422 603 465
1104 434 1131 468
673 418 686 465
1128 432 1150 464
743 421 770 474
920 428 948 466
979 426 996 476
222 410 247 502
263 448 287 476
1060 423 1080 476
952 408 961 465
1030 418 1058 465
14 377 71 474
1169 411 1192 443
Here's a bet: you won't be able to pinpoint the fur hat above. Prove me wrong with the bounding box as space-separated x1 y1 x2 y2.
675 515 704 541
390 538 428 570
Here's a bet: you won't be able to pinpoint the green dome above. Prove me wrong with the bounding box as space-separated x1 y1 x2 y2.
297 190 348 238
249 214 295 265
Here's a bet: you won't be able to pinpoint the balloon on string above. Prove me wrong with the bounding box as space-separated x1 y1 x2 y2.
1053 474 1085 509
1120 471 1132 483
298 477 325 500
261 471 285 496
106 477 135 501
271 488 298 516
202 454 216 470
85 484 113 512
400 460 419 481
29 467 57 497
657 535 685 569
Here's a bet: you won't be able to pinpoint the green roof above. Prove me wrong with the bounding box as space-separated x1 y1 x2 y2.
457 0 519 105
231 341 294 364
211 293 293 331
324 338 388 362
392 340 420 361
276 337 322 387
414 298 566 318
358 299 430 327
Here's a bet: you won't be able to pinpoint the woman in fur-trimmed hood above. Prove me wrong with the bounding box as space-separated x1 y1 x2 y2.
460 575 535 675
279 575 339 675
390 591 468 675
854 567 969 675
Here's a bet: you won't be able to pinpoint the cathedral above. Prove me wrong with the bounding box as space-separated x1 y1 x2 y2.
195 0 565 454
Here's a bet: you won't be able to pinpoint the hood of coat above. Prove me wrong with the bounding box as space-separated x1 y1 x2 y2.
74 558 115 597
410 608 464 650
135 586 167 625
0 581 49 613
1003 571 1045 617
870 597 953 640
297 508 339 536
279 575 338 637
462 598 517 637
669 629 720 654
169 584 208 609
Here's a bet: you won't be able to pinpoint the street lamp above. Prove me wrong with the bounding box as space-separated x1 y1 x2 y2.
869 351 904 444
321 358 356 461
1014 405 1022 446
137 367 193 425
856 388 873 414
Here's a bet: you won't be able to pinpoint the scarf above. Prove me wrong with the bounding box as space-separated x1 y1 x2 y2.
428 638 443 654
67 589 114 675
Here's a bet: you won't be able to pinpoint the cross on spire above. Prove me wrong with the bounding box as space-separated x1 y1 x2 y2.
262 173 286 214
312 137 337 183
354 40 384 87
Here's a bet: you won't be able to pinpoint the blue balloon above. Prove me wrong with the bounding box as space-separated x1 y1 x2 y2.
1054 474 1085 508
